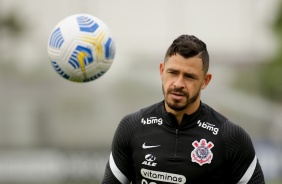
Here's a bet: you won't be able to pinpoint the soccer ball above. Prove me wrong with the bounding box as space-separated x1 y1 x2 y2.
47 14 115 82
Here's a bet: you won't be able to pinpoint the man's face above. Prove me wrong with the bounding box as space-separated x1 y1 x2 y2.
160 53 211 112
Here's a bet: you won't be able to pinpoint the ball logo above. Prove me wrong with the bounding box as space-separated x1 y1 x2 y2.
191 139 214 166
68 45 94 78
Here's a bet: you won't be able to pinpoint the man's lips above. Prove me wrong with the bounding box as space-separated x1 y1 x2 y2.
171 92 184 96
170 92 185 100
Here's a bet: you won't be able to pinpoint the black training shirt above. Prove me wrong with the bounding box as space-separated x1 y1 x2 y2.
102 101 265 184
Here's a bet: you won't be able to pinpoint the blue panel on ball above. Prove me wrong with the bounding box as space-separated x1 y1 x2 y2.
49 28 64 48
77 16 99 33
105 38 115 60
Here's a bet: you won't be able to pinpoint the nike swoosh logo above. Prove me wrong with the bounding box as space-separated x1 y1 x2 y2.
142 142 161 149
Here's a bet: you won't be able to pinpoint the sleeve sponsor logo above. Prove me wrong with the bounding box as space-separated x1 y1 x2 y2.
191 139 214 166
141 169 186 184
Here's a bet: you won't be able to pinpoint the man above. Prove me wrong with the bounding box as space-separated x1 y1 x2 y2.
101 35 265 183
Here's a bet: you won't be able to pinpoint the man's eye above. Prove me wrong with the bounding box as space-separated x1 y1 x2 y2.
168 71 177 74
185 74 197 80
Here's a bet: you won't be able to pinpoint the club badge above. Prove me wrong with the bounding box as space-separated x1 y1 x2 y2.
191 139 214 166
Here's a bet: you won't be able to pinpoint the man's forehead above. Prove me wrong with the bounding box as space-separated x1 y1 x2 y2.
165 55 203 68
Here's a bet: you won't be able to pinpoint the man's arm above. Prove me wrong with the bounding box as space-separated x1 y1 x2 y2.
101 153 130 184
242 158 264 184
101 113 138 184
222 120 265 184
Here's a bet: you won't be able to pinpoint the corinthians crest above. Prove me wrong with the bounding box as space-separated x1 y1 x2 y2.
191 139 214 166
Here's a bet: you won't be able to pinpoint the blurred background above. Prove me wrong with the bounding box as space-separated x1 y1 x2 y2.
0 0 281 183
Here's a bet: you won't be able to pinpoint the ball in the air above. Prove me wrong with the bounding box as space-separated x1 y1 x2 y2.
47 14 115 82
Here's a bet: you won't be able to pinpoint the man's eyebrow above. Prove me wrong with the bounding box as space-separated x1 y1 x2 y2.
166 68 199 79
166 68 178 72
184 72 198 79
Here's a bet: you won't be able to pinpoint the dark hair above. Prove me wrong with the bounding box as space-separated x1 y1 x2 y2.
164 35 209 74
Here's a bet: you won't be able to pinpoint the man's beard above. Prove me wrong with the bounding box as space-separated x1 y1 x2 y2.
162 85 200 111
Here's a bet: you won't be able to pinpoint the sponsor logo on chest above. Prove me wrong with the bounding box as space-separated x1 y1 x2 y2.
197 120 219 135
141 117 163 125
141 168 186 184
142 154 157 167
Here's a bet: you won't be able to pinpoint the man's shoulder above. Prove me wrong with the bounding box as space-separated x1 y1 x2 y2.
140 101 162 115
120 102 162 125
201 102 228 125
201 103 246 132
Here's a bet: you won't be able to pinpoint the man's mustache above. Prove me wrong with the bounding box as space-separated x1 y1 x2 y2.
168 87 187 96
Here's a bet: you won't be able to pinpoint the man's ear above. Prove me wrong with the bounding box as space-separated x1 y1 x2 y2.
201 73 212 90
160 62 164 80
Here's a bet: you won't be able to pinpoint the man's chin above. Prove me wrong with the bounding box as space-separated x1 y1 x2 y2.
166 101 187 111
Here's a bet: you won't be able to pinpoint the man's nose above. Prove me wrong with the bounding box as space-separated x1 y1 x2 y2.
173 76 185 88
